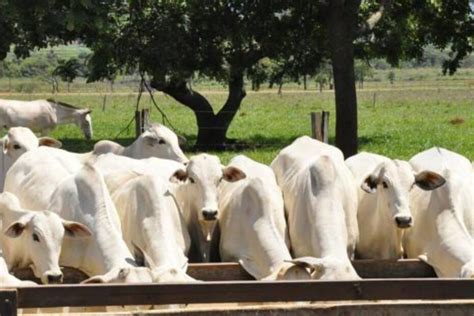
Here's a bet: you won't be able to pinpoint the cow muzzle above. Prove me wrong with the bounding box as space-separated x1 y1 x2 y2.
45 272 64 284
202 209 218 221
394 215 413 228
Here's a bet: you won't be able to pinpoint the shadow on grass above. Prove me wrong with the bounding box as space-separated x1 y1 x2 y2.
59 133 395 154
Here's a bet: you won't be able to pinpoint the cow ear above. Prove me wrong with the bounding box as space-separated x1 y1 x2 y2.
4 221 27 238
361 174 378 194
38 137 62 148
415 171 446 191
286 257 324 274
81 275 106 284
62 221 92 238
170 169 188 183
222 166 246 182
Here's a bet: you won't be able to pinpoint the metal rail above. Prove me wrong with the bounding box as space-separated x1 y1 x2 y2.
1 278 474 315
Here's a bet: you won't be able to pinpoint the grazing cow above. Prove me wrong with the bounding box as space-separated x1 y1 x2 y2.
0 192 91 284
271 136 359 280
4 148 160 283
0 127 61 192
219 155 311 280
405 148 474 278
345 152 445 259
93 124 188 163
0 99 93 139
110 172 195 282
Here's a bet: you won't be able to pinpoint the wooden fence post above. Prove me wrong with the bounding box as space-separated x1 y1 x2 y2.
141 109 150 133
311 111 329 143
135 110 142 138
102 95 107 112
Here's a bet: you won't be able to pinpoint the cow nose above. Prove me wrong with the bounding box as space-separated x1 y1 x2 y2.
47 274 64 284
202 209 218 221
395 215 413 228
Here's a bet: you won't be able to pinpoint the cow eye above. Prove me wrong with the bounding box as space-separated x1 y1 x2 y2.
158 139 166 145
189 177 195 184
382 181 388 188
13 144 21 150
32 233 40 242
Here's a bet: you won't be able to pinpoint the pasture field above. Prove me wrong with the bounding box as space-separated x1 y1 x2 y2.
0 84 471 165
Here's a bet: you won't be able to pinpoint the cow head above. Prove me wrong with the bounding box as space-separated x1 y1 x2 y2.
139 124 188 163
361 160 445 229
170 154 246 242
1 192 91 284
2 127 62 161
287 257 360 280
81 266 156 284
76 109 93 140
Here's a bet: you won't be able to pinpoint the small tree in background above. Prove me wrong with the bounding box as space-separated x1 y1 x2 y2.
53 58 82 92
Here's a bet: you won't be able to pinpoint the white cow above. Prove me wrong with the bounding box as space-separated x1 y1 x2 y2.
0 127 62 192
0 252 36 286
0 99 93 139
219 155 312 280
111 172 195 282
93 124 188 163
94 152 246 263
0 192 90 284
345 152 445 259
403 148 474 278
4 148 160 283
271 136 359 280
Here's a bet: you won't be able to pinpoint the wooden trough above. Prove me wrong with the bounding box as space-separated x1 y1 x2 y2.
3 260 474 315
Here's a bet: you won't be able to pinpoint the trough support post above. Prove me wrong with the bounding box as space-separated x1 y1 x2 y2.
311 111 330 143
0 290 18 316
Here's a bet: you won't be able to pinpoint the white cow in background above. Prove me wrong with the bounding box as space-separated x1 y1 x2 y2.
345 152 445 259
0 127 61 192
219 155 311 280
111 172 195 282
404 148 474 278
0 192 91 284
4 148 159 283
0 99 93 139
271 136 359 280
94 124 188 163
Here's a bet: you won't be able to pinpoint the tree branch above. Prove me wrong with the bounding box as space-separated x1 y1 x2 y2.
358 0 392 36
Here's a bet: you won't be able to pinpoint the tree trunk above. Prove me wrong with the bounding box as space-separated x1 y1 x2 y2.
327 1 360 158
156 71 245 150
303 74 307 90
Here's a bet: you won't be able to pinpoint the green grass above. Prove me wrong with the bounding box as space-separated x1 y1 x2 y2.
1 86 471 165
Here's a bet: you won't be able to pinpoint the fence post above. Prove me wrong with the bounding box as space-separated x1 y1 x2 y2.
141 109 150 133
102 95 107 112
311 111 329 143
135 110 142 138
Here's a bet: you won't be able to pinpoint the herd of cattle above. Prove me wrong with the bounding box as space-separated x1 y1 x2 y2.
0 99 473 287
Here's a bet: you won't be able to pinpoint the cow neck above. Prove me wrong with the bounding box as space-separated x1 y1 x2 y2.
304 177 349 260
138 189 187 269
52 102 80 125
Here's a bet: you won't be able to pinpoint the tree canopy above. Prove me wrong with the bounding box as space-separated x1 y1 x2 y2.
1 0 472 155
